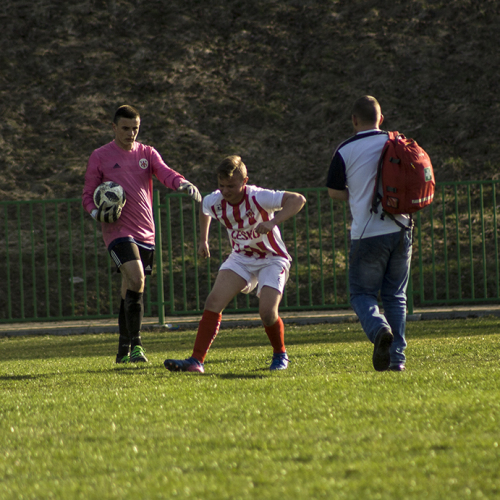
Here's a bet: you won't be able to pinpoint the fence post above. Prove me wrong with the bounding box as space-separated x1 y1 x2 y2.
153 190 166 325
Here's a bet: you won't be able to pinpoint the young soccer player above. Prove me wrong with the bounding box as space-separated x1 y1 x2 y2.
164 155 306 373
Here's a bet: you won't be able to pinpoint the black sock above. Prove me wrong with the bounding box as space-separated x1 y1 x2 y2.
131 336 142 349
118 298 130 356
125 290 144 348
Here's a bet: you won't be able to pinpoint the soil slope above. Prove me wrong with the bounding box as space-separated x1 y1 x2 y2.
1 0 499 201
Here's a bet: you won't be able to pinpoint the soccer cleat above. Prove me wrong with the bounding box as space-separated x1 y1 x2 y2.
163 356 204 373
270 352 289 371
116 353 130 364
130 345 148 363
372 328 393 372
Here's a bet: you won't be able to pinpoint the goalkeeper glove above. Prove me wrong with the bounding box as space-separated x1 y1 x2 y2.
91 204 122 223
177 180 202 202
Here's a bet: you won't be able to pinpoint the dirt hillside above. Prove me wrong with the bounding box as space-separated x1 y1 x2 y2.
1 0 499 201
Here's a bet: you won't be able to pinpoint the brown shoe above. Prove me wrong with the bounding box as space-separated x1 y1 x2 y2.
372 328 393 372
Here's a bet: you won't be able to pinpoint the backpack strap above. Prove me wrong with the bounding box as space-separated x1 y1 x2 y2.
370 151 384 215
370 131 398 215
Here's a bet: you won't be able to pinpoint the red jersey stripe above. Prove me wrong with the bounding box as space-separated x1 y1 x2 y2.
252 196 269 222
253 196 288 258
265 230 288 259
246 196 257 225
232 199 244 229
209 203 219 221
220 199 233 229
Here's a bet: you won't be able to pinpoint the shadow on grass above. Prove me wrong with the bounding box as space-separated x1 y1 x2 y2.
0 374 42 381
216 373 269 380
1 318 499 361
0 365 156 381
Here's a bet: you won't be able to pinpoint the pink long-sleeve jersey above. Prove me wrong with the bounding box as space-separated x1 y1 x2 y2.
82 140 184 248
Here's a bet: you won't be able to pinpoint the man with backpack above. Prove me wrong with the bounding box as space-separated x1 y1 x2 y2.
326 96 413 372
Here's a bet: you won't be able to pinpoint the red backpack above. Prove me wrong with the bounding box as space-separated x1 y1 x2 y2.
371 131 435 226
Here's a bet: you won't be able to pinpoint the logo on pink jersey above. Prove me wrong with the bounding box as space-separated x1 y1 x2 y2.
139 158 149 169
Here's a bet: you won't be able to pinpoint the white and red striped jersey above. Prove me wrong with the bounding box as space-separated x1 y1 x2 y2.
202 185 291 261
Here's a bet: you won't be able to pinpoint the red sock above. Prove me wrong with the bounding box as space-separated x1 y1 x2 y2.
265 317 286 354
192 310 222 363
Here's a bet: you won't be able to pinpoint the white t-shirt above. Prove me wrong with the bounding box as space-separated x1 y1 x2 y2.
202 185 291 260
326 130 410 239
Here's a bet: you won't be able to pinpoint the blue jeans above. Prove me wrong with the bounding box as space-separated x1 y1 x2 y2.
349 229 412 365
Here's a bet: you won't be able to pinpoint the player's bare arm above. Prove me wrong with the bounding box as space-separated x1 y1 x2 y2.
328 187 349 202
198 206 212 258
255 191 306 234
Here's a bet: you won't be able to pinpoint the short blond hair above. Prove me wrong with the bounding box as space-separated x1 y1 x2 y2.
216 155 248 179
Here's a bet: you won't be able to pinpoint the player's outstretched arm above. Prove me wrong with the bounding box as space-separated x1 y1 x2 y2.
255 191 306 234
198 206 212 258
177 180 202 202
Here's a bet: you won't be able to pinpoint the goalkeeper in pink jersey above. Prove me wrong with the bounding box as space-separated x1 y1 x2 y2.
164 155 306 373
82 105 201 364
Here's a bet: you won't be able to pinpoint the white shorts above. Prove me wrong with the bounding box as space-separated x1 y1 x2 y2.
219 252 290 297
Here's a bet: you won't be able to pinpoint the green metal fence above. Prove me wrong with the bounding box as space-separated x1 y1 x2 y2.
1 182 499 325
153 188 352 321
412 181 500 306
0 199 156 323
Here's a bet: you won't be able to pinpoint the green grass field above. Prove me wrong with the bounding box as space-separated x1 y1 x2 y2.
1 318 499 500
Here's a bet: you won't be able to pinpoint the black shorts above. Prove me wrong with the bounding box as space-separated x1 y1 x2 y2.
108 239 155 275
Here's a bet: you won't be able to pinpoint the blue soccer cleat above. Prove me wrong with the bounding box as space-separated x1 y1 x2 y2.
270 352 289 371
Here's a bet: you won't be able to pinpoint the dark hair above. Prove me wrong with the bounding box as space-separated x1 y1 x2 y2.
351 96 381 124
113 105 140 124
217 155 248 179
